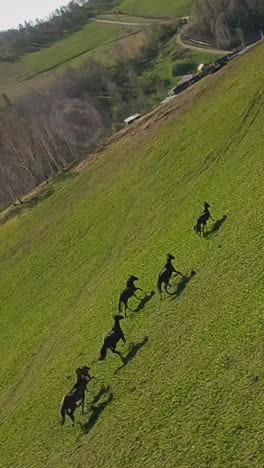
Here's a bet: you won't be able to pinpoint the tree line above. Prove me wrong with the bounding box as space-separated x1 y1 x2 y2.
186 0 264 49
0 24 178 211
0 0 118 61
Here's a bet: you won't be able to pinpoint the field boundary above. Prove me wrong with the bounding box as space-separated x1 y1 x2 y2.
20 30 141 83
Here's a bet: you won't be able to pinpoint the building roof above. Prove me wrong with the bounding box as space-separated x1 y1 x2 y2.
124 113 141 124
178 74 193 85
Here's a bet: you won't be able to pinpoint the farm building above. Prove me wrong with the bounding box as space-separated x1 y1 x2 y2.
178 74 193 86
197 63 205 73
124 113 141 125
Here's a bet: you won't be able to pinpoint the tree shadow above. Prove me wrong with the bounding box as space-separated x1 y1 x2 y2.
81 387 113 434
170 270 196 300
56 170 79 182
204 215 228 238
0 188 55 226
114 337 148 374
0 205 23 226
23 188 55 208
134 291 155 313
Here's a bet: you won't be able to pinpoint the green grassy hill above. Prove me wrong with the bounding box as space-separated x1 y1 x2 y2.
0 22 140 100
1 42 264 468
118 0 194 18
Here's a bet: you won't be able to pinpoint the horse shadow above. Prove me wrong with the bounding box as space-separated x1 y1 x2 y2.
204 215 228 238
114 337 148 374
134 291 155 313
81 387 113 434
56 170 78 182
170 270 196 300
90 385 111 405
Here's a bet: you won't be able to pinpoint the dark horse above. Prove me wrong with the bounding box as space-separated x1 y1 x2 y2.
194 202 215 236
157 253 183 300
118 275 143 316
99 314 126 360
60 366 92 426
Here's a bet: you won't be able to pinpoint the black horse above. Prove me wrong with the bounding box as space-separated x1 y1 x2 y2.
60 366 92 426
157 253 183 300
118 275 143 316
99 314 126 360
194 202 214 236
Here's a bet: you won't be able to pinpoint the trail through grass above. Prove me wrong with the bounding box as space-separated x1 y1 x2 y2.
0 43 264 467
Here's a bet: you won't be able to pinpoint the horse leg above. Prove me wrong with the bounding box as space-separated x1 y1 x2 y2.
69 409 75 427
81 395 85 414
165 281 170 295
159 284 163 301
110 342 121 354
175 270 183 277
168 273 174 287
135 287 143 299
125 302 133 315
66 401 77 426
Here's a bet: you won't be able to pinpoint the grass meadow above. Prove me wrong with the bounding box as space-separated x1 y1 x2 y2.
0 42 264 467
0 22 139 100
118 0 194 18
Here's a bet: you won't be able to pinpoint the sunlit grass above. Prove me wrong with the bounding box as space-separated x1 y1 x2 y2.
0 43 264 467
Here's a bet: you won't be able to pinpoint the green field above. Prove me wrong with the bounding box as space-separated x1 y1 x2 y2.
0 22 139 99
98 13 163 22
118 0 194 18
1 42 264 468
20 22 138 76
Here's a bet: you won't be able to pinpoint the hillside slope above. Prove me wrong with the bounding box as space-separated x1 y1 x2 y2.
0 22 140 100
118 0 193 18
0 42 264 467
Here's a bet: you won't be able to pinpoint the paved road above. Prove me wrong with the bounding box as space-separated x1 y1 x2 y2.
176 33 229 55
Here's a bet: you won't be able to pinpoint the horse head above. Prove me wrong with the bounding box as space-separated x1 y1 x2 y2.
204 202 211 209
76 366 91 380
166 253 175 261
113 314 124 321
128 275 139 282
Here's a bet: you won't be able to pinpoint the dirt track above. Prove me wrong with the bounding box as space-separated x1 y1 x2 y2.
176 33 229 55
90 18 152 26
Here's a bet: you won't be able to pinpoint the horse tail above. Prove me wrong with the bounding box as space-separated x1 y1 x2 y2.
60 401 66 425
99 343 107 361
